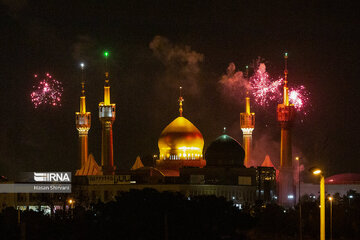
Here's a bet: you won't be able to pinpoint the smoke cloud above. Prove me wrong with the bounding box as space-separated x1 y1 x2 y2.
72 35 97 63
251 133 307 183
251 134 280 168
218 63 249 102
1 0 28 18
258 63 266 74
149 35 204 94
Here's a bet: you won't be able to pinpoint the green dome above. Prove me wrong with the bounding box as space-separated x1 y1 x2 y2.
205 134 245 167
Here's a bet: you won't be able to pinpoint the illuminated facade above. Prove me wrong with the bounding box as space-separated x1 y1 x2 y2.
277 53 296 206
99 69 116 175
75 69 91 174
240 95 255 167
156 88 206 176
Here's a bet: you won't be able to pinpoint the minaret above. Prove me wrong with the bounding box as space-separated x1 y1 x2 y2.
99 51 116 174
277 52 296 206
240 66 255 168
75 63 91 172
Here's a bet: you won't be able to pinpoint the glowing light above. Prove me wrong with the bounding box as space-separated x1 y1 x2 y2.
30 73 63 108
312 169 322 175
328 196 333 201
104 51 109 57
288 195 294 199
241 128 254 135
178 146 201 151
80 62 85 69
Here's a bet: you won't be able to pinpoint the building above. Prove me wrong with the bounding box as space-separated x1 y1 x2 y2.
75 64 101 176
277 52 296 206
298 173 360 200
72 130 257 206
240 88 255 168
156 88 206 176
0 66 276 211
99 57 116 175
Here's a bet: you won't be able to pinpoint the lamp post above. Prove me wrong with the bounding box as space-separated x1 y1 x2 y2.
310 167 325 240
328 196 333 240
68 198 75 218
296 156 302 240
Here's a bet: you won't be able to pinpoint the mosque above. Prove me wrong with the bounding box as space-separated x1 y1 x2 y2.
0 58 279 212
70 61 277 207
2 54 359 212
0 56 284 211
71 66 267 205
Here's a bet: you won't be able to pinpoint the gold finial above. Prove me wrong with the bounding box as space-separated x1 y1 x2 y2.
105 72 109 85
283 52 289 106
79 62 86 113
284 52 288 86
178 86 184 117
104 51 110 86
103 52 111 105
80 62 85 96
223 127 226 134
245 95 251 114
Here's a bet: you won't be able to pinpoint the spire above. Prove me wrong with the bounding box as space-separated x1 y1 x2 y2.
283 52 289 106
245 92 251 114
178 86 184 117
245 65 251 114
80 62 85 96
245 65 249 79
80 62 86 114
104 51 110 105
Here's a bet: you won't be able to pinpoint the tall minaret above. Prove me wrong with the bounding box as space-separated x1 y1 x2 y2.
99 51 116 174
75 63 91 172
240 66 255 168
277 52 296 206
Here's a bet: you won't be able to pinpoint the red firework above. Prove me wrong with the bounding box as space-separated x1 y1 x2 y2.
30 73 63 108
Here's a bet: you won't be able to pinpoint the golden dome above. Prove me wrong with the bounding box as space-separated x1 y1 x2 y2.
158 116 204 160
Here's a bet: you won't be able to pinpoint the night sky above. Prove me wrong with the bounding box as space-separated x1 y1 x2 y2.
0 0 359 179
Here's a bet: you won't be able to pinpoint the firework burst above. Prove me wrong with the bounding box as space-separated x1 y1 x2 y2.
31 73 63 108
249 63 283 106
289 85 309 111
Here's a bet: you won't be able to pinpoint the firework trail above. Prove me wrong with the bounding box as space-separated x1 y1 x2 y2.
31 73 63 108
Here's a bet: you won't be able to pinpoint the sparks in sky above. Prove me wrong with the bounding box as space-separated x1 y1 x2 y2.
249 63 283 106
31 73 63 108
220 60 310 115
289 85 309 111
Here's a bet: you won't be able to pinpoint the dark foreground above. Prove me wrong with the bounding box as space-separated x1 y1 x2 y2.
1 189 359 240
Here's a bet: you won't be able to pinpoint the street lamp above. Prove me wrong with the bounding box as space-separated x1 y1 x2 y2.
328 196 333 240
296 156 302 240
310 167 325 240
68 198 75 218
